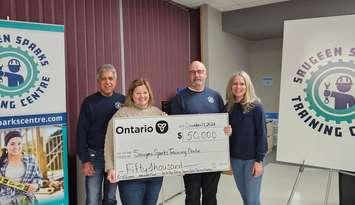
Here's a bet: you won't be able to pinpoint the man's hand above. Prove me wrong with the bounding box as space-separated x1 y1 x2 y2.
107 169 119 183
81 162 95 176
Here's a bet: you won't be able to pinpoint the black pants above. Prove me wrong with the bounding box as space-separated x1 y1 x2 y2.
183 172 221 205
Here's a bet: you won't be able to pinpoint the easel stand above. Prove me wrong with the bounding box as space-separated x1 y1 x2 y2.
287 160 305 205
287 160 338 205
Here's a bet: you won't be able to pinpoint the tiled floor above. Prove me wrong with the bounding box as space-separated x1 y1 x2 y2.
160 150 340 205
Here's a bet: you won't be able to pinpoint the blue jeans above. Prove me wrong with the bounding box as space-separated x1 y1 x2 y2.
118 177 163 205
231 158 262 205
86 149 118 205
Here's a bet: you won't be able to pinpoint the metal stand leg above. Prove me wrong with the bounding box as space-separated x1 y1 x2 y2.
324 169 334 205
287 160 305 205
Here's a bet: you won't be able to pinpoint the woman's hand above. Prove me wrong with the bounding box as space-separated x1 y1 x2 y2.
27 183 39 193
107 168 119 183
224 125 232 136
252 161 263 177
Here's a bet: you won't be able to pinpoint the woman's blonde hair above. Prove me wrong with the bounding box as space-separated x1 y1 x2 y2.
225 71 260 112
125 78 154 107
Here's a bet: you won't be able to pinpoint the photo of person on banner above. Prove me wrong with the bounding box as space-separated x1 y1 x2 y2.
0 130 42 205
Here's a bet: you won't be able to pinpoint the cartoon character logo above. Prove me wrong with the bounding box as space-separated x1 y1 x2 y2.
0 46 39 98
304 60 354 124
0 59 24 87
324 75 354 109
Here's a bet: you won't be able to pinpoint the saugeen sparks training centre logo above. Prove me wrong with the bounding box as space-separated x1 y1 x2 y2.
0 35 50 110
291 47 355 137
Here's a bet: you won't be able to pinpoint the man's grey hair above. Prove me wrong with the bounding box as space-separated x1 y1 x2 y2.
96 64 117 80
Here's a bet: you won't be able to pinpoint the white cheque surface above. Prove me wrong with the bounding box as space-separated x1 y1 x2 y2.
113 113 230 180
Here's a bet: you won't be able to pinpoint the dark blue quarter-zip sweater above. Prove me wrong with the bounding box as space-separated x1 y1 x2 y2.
76 91 125 163
170 87 225 114
228 102 267 162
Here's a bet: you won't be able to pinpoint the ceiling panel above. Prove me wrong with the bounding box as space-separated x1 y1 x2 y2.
172 0 289 11
222 0 355 40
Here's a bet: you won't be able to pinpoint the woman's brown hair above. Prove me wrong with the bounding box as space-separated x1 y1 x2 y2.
125 78 154 107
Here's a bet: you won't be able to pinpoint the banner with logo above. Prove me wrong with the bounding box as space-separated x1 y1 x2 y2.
113 113 230 180
277 15 355 171
0 20 68 204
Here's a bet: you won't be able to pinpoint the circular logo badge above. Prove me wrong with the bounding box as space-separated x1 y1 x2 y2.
304 60 354 124
207 96 215 104
0 45 39 98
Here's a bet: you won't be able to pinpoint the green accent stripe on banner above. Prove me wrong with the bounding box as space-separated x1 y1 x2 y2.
63 126 70 205
0 20 64 32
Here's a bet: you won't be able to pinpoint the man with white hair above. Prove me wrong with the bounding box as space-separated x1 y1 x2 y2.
77 64 125 205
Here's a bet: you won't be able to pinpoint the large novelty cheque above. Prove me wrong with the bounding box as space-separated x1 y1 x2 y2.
113 113 230 180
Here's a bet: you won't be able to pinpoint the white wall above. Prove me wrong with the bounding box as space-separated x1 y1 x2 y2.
248 38 283 112
200 4 249 97
200 4 283 113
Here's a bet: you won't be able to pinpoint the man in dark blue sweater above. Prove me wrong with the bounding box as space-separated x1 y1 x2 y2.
171 61 225 205
77 64 125 205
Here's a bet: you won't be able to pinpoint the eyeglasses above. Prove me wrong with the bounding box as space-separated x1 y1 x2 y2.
189 69 205 75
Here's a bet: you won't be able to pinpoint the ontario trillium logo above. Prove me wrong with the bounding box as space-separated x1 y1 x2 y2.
155 120 168 134
0 35 50 109
291 47 355 137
